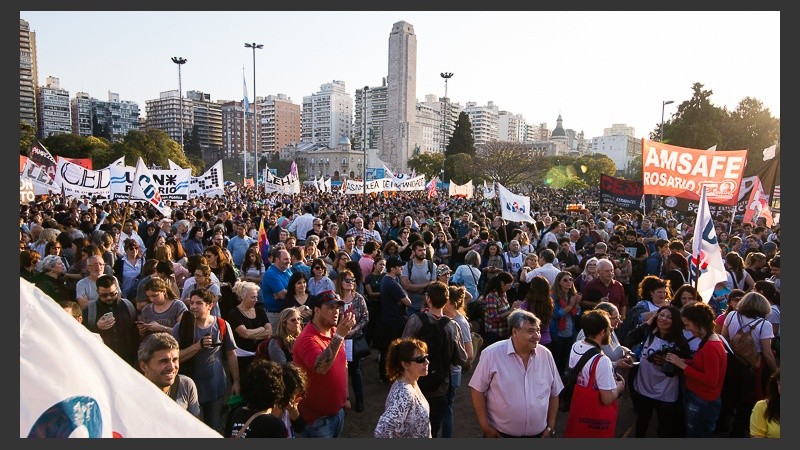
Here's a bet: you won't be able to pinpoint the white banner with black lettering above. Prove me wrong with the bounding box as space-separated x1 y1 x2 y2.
109 165 191 203
54 159 111 199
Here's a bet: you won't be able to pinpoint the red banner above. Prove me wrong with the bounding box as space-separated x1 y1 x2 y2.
58 156 93 170
20 155 28 173
641 139 748 206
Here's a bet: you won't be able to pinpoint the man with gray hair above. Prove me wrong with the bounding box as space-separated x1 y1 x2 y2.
469 309 562 438
138 332 201 419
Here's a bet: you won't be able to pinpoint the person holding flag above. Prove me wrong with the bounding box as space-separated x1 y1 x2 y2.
688 186 728 303
258 217 271 268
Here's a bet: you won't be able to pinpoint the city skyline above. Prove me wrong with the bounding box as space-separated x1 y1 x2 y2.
21 11 780 141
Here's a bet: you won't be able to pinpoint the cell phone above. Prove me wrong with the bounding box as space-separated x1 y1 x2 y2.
102 312 114 321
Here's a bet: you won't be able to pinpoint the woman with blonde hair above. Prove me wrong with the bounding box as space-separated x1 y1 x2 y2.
374 337 431 438
261 307 302 364
154 245 190 290
335 269 369 412
139 276 187 335
230 280 271 376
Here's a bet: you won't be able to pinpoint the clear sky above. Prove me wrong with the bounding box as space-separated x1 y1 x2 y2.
21 11 780 140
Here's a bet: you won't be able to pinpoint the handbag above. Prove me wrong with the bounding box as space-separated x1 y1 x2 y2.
234 410 270 438
564 355 618 438
351 334 371 360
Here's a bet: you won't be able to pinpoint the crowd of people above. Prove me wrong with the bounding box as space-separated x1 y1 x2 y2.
19 182 780 438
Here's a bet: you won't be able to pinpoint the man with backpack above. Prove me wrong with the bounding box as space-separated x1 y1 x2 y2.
401 240 438 316
402 281 468 438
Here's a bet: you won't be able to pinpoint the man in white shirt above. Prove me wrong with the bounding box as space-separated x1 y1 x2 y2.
525 249 561 287
287 204 317 246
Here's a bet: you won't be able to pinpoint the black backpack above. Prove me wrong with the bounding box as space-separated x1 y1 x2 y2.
559 342 601 412
415 312 452 393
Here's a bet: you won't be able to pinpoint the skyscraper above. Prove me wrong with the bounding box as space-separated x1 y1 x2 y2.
381 21 421 172
20 19 38 129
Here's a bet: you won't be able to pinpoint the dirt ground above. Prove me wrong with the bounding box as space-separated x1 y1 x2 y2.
339 348 648 438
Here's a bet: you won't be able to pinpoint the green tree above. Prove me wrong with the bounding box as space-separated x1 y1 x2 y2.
407 152 444 180
109 129 199 174
723 97 780 177
445 112 475 158
443 153 476 185
42 133 109 159
20 121 37 155
575 153 616 186
183 126 203 160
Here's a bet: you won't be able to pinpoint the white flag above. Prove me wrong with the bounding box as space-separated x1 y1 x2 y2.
689 186 728 302
496 183 532 223
167 159 182 170
324 177 332 193
130 157 171 217
706 145 717 151
482 180 496 199
111 156 126 167
20 280 221 438
762 144 777 161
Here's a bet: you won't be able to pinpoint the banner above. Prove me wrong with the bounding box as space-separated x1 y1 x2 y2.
496 182 533 223
688 187 728 303
28 139 58 182
448 180 473 199
263 170 300 195
742 176 774 227
664 175 761 217
60 157 93 170
20 176 36 204
189 160 225 198
54 159 111 199
482 180 496 199
20 155 28 174
641 139 748 205
426 176 438 199
20 280 221 438
130 157 172 217
109 165 190 203
599 174 653 211
22 159 60 195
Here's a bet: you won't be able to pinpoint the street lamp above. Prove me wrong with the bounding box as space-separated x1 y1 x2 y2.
171 57 187 151
660 100 674 142
363 85 369 196
245 42 263 190
440 72 453 177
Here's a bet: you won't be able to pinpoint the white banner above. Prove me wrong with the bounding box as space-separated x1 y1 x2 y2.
190 160 225 198
263 170 300 195
341 175 427 195
20 176 36 204
22 160 59 195
448 180 474 199
109 165 191 203
496 182 533 223
482 180 496 199
20 279 221 438
54 159 111 199
130 157 172 217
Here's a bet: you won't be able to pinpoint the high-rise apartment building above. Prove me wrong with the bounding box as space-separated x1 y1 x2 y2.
71 92 93 137
261 94 301 154
301 81 352 149
92 92 140 140
37 76 72 138
355 82 388 168
498 111 528 143
20 19 38 130
381 21 421 172
464 101 499 147
186 90 223 152
221 100 250 159
144 90 193 147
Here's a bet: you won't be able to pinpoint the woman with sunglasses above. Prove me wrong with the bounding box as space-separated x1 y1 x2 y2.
308 257 336 296
374 337 431 438
336 269 370 413
282 271 313 324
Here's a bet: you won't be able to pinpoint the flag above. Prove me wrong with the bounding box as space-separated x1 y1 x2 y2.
410 168 417 178
426 176 438 199
20 280 221 438
290 160 298 178
707 145 717 151
762 144 777 161
688 186 728 303
742 176 774 227
258 217 270 267
482 180 496 199
167 159 182 170
111 156 126 167
381 162 395 180
496 183 532 223
28 139 58 182
130 157 171 217
323 177 332 193
243 72 249 117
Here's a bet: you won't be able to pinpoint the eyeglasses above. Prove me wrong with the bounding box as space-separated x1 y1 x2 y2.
409 354 429 364
313 266 324 270
561 277 573 282
288 317 302 323
98 291 118 298
344 278 356 283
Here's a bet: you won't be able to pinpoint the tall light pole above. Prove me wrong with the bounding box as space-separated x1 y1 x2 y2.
171 57 187 151
660 100 674 142
440 72 453 177
245 42 263 190
363 86 369 196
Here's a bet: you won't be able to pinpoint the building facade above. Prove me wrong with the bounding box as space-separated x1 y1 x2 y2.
261 94 301 155
301 80 352 150
464 101 499 147
20 18 38 130
71 92 93 137
37 76 72 139
144 90 194 147
186 90 223 153
92 92 140 141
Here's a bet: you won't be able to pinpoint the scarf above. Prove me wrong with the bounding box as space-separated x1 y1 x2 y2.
554 292 578 331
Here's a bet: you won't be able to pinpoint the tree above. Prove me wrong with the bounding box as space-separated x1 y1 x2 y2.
443 153 476 185
108 129 199 174
445 112 475 158
407 152 444 180
474 141 534 187
574 153 616 186
183 126 203 161
42 133 108 159
19 121 37 155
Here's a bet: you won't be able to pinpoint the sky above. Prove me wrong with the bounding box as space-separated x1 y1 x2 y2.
21 11 780 140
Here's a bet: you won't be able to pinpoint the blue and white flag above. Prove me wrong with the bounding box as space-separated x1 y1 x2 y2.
243 72 249 117
130 157 171 217
496 183 532 223
688 186 728 302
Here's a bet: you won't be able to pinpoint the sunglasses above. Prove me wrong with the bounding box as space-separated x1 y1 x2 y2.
313 266 324 270
344 278 356 283
98 291 118 298
409 354 429 364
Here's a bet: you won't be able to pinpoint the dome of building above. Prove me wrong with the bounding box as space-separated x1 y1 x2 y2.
338 135 352 147
550 114 566 138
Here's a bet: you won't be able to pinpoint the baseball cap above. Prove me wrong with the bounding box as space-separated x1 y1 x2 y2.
307 290 345 309
436 264 452 277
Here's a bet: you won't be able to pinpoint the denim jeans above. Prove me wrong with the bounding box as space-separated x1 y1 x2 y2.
441 370 461 438
200 396 225 434
301 408 345 438
348 354 364 404
683 388 721 437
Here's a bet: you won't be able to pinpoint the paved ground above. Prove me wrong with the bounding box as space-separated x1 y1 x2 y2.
340 347 649 438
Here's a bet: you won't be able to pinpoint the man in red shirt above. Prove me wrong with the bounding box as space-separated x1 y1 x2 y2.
292 290 356 437
582 259 628 320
